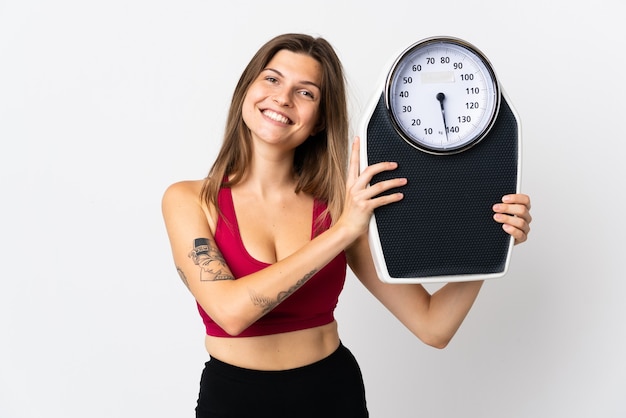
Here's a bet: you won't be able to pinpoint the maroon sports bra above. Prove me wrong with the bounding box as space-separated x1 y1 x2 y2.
196 186 347 337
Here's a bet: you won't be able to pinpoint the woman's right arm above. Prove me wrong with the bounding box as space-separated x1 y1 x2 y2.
162 180 352 336
162 157 404 336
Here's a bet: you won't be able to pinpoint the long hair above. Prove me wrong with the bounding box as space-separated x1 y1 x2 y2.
200 33 349 226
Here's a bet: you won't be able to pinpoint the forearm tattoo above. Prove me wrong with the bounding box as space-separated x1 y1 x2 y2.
249 269 318 314
188 238 234 282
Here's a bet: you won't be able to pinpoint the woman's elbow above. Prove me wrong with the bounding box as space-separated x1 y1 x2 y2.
196 294 255 337
417 331 453 349
200 303 252 337
212 311 254 337
213 314 251 337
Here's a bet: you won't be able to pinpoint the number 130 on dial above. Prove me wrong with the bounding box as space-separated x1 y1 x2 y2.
386 37 501 154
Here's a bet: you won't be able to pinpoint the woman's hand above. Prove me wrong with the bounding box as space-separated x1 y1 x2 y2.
492 193 532 245
335 137 407 240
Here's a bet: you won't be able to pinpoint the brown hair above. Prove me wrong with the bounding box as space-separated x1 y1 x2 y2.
200 33 349 226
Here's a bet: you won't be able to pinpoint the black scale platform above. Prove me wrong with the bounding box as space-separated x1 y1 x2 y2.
364 93 519 282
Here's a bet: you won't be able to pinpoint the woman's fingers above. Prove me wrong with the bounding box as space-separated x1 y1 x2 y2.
339 137 407 238
492 194 532 244
348 137 404 191
358 176 406 201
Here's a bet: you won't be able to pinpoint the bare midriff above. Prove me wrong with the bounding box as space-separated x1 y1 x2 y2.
204 321 340 371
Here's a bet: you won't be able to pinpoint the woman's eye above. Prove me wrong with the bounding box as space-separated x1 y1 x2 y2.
299 90 315 99
265 76 278 83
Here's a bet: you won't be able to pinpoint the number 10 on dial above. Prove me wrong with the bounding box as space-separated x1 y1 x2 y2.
386 37 501 154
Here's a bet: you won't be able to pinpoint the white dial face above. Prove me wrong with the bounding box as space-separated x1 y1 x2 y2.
386 38 500 154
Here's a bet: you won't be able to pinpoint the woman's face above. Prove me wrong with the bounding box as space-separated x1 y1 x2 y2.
242 49 322 152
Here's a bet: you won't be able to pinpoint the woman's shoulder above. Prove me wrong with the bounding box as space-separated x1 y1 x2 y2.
162 179 219 230
162 179 205 203
162 179 213 215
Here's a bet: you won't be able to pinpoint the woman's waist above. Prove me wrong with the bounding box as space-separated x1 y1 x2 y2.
204 321 340 371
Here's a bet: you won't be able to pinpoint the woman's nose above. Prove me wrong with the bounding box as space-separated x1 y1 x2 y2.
272 91 292 107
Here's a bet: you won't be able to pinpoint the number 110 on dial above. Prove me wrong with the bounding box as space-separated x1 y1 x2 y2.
385 37 501 154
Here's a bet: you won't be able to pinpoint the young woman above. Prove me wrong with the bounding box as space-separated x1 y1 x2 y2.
162 33 532 417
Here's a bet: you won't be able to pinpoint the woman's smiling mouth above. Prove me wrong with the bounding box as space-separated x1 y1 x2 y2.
262 109 292 125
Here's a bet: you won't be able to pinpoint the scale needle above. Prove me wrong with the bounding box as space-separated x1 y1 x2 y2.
436 92 449 141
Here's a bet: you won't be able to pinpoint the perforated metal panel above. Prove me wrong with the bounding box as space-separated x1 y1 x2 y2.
364 93 520 282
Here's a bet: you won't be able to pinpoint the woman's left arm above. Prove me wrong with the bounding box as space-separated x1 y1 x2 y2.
347 193 532 349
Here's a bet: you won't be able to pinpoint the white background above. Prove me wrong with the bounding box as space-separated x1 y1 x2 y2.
1 1 624 417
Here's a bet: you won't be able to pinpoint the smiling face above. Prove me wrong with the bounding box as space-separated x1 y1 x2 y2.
241 50 323 152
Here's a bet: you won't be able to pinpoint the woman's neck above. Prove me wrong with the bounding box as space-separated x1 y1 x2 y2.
237 151 299 197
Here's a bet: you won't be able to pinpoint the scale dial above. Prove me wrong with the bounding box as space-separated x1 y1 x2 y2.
386 37 501 154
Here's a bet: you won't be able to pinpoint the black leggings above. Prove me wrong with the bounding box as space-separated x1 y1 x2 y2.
195 342 369 417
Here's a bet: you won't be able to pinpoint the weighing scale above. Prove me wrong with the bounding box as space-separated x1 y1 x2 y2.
360 36 521 284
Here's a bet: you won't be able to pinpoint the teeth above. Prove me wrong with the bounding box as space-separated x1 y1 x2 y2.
263 110 290 124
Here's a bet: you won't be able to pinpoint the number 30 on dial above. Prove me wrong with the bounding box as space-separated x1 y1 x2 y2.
386 37 501 154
